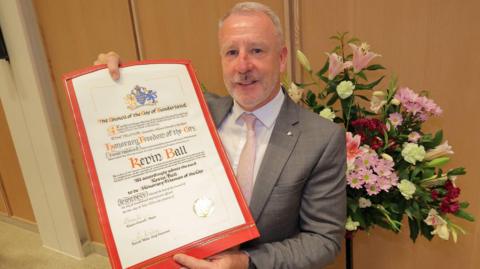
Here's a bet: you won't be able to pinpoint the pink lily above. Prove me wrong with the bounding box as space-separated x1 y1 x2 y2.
349 43 380 73
327 52 352 80
346 132 362 166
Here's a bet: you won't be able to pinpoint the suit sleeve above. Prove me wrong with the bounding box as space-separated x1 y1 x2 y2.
244 125 347 269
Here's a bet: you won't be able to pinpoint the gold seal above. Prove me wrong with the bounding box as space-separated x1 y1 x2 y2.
193 197 214 217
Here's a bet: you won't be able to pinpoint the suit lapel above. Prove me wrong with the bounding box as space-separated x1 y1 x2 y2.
209 95 233 127
249 97 300 221
207 93 301 221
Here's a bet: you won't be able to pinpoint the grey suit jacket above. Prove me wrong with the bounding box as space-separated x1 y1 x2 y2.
205 92 346 269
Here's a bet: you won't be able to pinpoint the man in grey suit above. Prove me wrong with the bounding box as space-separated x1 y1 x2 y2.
96 2 346 269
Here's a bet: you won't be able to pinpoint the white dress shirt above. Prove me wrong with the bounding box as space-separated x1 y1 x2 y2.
218 89 285 184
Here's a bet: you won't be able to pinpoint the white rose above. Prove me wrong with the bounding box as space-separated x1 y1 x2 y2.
345 217 360 231
401 143 426 164
398 179 416 200
336 81 355 99
319 107 336 121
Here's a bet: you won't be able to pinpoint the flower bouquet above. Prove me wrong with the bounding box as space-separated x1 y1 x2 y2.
285 32 474 242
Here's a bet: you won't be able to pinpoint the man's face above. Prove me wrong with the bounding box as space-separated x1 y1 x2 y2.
218 12 287 111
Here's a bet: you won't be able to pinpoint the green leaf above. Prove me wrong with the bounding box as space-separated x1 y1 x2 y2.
347 198 359 212
327 94 339 106
351 208 366 228
347 37 360 44
312 104 325 114
362 110 376 116
447 167 466 176
305 90 317 107
331 45 341 54
411 167 423 181
319 75 329 83
296 82 314 88
326 83 338 94
420 134 433 143
356 71 368 81
432 130 443 147
398 169 410 180
420 222 434 240
337 31 348 39
405 208 413 219
200 83 208 92
459 202 469 209
356 95 370 102
365 64 386 71
376 219 397 232
455 210 475 222
355 76 385 90
408 217 419 242
411 201 422 219
421 168 435 179
316 60 330 77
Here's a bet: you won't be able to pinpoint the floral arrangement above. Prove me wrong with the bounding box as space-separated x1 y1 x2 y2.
284 32 474 242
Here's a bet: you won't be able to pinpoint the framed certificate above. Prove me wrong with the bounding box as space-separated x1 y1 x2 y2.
63 60 259 269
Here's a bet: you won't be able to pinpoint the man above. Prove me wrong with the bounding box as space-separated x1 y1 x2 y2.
96 2 346 268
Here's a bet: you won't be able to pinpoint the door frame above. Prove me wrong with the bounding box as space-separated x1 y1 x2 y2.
0 0 89 258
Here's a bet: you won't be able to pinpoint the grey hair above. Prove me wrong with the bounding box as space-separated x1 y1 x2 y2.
219 2 284 44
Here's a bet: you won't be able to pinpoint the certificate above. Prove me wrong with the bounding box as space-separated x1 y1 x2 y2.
63 60 259 269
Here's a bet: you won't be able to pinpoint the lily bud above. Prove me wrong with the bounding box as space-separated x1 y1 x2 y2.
296 50 311 72
390 98 400 106
381 153 393 161
373 90 385 97
426 157 450 167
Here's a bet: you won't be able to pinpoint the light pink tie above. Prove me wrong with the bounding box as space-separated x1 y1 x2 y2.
237 113 257 204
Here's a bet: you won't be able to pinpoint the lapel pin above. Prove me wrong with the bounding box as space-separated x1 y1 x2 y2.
286 131 293 136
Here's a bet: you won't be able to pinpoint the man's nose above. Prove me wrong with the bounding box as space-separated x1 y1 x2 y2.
235 51 252 73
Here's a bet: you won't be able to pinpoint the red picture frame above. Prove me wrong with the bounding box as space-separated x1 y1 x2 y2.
63 59 259 269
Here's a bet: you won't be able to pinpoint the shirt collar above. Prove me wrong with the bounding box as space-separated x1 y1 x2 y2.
232 88 285 129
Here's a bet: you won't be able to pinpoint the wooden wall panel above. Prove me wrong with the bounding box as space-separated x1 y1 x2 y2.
33 0 138 243
133 0 286 96
0 101 35 222
299 1 480 268
0 179 8 214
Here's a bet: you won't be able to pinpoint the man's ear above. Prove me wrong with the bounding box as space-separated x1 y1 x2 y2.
279 46 288 73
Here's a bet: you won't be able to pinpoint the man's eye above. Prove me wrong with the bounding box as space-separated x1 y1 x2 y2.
226 50 238 56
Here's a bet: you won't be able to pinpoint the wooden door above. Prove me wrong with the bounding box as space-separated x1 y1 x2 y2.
0 100 35 224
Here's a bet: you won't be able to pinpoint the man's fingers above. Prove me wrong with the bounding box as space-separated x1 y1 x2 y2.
93 51 121 80
93 53 107 65
173 253 211 269
105 51 120 80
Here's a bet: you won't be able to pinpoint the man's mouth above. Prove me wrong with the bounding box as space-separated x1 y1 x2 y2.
236 80 258 86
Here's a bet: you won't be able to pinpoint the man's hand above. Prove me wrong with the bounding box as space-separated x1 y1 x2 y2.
93 51 121 80
173 250 249 269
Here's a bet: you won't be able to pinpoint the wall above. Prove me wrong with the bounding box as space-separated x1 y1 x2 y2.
299 1 480 268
